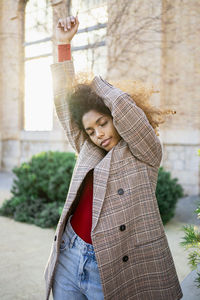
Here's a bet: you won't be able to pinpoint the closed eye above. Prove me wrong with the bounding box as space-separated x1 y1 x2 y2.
101 122 107 127
89 122 107 136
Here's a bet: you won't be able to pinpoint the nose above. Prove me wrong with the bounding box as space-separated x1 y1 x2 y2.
96 128 104 138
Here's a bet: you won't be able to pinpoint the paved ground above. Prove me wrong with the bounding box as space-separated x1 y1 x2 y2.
0 170 200 299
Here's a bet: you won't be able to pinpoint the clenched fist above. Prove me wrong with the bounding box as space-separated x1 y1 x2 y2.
56 15 79 44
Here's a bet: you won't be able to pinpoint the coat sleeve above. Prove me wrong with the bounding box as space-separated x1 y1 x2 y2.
51 59 89 154
91 76 162 168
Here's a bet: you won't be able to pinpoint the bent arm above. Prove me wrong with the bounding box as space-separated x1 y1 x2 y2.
51 46 88 154
91 76 162 168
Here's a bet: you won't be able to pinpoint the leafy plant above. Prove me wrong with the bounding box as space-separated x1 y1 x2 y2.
0 151 184 228
156 166 184 224
179 148 200 288
0 151 76 228
180 207 200 288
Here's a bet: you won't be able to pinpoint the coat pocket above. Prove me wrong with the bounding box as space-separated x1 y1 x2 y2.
131 208 166 248
134 232 166 248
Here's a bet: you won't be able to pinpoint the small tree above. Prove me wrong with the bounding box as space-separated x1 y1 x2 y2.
180 208 200 288
179 149 200 288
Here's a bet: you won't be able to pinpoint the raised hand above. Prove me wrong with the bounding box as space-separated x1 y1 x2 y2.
56 15 79 44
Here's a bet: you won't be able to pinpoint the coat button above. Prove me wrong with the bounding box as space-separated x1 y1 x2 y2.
118 188 124 195
54 235 57 241
122 255 129 262
120 224 126 231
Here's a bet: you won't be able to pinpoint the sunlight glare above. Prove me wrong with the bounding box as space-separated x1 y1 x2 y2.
24 56 53 131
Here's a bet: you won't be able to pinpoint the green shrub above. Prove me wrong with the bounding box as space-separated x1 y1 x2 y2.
11 151 76 203
0 151 184 228
180 204 200 288
0 151 76 228
156 166 184 224
179 149 200 288
34 202 64 228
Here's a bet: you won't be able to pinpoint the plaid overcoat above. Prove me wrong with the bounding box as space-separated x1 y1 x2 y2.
44 59 183 300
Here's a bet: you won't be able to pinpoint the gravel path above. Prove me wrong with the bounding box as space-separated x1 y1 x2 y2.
0 171 199 299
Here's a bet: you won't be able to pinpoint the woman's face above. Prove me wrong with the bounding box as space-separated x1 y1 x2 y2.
82 110 121 152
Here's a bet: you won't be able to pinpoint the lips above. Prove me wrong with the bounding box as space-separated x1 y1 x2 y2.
101 138 112 147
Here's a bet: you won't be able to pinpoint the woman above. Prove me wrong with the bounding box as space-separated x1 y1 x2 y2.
44 15 183 300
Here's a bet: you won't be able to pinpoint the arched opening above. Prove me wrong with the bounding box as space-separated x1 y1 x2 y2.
24 0 53 131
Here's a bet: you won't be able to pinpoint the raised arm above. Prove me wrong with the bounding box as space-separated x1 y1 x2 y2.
51 15 88 154
91 77 162 168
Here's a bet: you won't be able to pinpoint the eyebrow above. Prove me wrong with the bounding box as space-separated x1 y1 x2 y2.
85 116 105 131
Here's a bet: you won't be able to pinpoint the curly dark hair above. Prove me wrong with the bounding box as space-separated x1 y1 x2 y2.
68 73 176 136
68 84 112 131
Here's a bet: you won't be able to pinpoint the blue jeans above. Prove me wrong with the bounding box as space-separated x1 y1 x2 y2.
52 215 104 300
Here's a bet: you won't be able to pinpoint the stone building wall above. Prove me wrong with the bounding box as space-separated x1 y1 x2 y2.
107 0 200 196
0 0 72 171
0 0 24 170
160 0 200 195
0 0 199 196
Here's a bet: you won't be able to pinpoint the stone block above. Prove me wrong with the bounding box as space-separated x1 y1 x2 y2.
173 160 184 171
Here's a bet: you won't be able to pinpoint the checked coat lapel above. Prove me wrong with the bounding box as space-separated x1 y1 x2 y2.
55 138 113 247
92 146 113 232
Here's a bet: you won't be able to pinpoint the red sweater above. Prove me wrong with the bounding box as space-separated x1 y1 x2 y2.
58 44 93 245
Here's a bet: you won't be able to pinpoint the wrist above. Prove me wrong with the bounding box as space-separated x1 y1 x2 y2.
56 40 71 45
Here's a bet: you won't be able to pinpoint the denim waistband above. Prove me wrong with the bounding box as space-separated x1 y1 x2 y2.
64 215 95 257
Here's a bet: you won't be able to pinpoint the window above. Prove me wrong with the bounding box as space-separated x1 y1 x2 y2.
24 0 107 131
24 0 53 131
70 0 107 76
